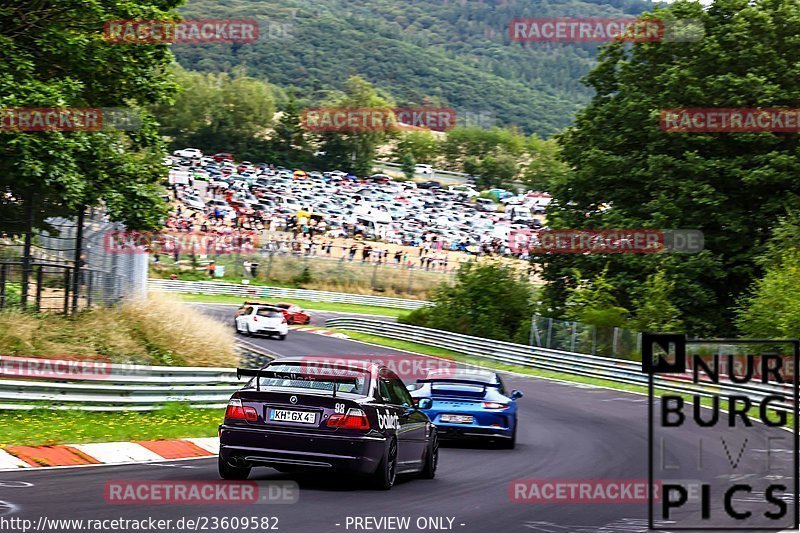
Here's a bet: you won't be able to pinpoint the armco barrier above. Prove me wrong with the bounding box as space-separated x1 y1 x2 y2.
0 346 275 411
0 357 242 411
324 318 795 411
148 279 431 310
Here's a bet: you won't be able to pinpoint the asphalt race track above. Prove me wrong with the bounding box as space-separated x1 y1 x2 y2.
0 306 794 533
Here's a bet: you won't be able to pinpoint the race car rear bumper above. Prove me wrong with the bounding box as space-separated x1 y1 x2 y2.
219 425 386 474
435 423 514 440
252 326 288 335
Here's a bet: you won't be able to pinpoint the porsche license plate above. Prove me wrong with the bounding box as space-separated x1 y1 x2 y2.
440 414 474 424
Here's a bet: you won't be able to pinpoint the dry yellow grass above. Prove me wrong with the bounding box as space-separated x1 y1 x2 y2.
119 295 236 367
0 297 236 367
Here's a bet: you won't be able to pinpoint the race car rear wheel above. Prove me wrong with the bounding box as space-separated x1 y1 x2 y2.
372 438 397 490
218 456 251 480
278 334 287 341
502 421 517 450
419 431 438 479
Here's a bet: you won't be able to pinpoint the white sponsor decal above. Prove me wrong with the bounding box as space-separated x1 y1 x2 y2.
377 411 399 430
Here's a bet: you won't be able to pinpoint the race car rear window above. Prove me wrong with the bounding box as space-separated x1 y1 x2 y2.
256 363 370 395
256 309 283 318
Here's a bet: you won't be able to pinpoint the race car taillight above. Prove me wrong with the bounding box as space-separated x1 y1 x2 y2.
225 399 258 421
483 402 509 409
327 408 370 430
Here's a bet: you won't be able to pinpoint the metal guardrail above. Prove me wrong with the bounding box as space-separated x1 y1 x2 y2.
373 161 470 185
0 356 244 411
148 279 431 310
0 345 277 411
325 318 795 411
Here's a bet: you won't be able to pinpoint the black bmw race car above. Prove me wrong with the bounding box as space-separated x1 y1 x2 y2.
218 357 439 489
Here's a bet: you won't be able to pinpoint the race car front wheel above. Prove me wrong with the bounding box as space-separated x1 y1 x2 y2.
218 456 251 480
372 438 397 490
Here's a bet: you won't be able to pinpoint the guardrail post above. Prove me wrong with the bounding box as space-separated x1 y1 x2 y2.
546 317 553 349
35 264 44 312
529 315 536 346
63 267 71 314
86 270 94 307
570 322 577 352
0 263 7 310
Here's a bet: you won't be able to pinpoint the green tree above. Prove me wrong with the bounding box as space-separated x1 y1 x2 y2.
523 135 569 191
736 214 800 338
541 0 800 336
156 66 276 161
476 154 518 190
400 152 416 180
1 0 180 232
735 249 800 339
270 93 313 167
631 270 684 333
316 76 393 175
563 267 630 328
393 131 439 164
401 261 533 342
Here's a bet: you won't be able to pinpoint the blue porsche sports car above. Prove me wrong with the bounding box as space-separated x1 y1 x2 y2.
408 369 523 448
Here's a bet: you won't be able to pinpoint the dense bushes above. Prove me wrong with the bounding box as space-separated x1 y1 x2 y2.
400 261 533 342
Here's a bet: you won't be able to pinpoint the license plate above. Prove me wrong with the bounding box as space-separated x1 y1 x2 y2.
270 409 316 424
440 414 474 424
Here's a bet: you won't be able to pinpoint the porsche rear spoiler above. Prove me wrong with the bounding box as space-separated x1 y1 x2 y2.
419 377 497 388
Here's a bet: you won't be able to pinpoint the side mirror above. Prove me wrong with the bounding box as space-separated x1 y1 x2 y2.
511 390 523 400
418 398 433 410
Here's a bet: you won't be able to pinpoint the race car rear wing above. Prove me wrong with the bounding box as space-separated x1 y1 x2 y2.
236 367 362 397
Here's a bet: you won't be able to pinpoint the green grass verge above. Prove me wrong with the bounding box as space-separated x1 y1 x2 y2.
0 403 222 447
171 293 411 318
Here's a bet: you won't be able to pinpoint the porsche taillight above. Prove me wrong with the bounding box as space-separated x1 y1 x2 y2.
483 402 509 409
327 408 370 430
225 399 258 421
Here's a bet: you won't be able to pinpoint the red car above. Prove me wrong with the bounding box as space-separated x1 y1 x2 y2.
213 152 234 162
274 302 311 325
